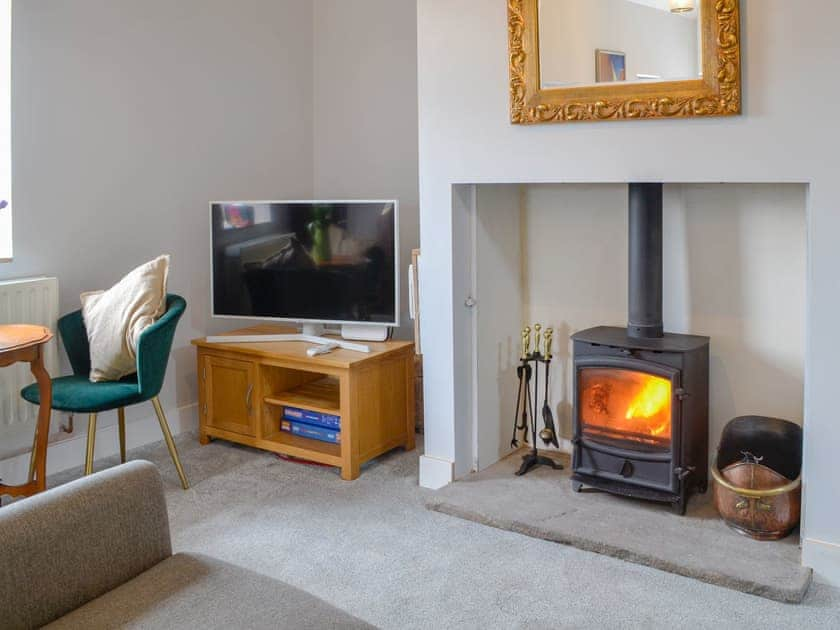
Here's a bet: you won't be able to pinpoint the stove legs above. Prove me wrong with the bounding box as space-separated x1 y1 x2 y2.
572 473 691 514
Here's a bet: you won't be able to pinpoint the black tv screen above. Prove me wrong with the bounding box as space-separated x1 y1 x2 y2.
211 201 398 326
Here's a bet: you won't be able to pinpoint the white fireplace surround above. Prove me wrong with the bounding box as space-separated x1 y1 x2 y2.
417 1 840 586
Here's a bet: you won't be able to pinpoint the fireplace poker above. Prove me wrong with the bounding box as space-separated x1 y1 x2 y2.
539 328 560 448
521 364 531 443
532 325 540 447
510 364 524 448
511 328 532 446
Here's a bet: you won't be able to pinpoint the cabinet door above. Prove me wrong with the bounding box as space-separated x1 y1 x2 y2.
204 355 257 437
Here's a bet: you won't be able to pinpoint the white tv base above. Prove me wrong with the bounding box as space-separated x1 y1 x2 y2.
204 322 395 354
203 333 372 354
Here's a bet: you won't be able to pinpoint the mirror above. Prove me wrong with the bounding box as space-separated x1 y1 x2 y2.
508 0 741 123
539 0 702 89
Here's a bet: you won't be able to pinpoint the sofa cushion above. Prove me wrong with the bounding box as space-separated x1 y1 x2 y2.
45 553 375 630
0 462 171 630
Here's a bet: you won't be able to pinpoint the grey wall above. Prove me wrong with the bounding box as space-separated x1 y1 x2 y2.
5 0 314 426
313 0 419 337
0 0 419 462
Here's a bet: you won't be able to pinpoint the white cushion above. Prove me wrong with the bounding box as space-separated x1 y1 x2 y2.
81 255 170 382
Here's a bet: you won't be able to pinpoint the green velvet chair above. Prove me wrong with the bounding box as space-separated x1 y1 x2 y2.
21 294 189 489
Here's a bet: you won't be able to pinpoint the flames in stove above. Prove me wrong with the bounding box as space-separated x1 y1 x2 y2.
580 368 673 448
625 376 671 436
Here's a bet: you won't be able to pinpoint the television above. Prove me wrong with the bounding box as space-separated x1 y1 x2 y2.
211 200 399 337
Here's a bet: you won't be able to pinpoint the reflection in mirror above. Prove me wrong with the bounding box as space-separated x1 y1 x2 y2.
539 0 702 89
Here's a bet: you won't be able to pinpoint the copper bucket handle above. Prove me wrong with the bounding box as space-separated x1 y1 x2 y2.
711 457 801 499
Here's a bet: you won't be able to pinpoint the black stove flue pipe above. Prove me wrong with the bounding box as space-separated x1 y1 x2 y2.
628 183 664 339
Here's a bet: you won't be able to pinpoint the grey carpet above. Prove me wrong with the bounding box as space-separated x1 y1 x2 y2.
426 450 810 604
45 434 840 629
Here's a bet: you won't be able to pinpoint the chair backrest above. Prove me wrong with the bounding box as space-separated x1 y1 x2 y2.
57 308 91 378
136 294 186 398
57 294 186 398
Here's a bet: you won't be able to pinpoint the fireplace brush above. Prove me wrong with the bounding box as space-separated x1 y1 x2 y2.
512 324 563 477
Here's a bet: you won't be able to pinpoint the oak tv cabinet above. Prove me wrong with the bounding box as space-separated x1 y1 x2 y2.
192 325 415 480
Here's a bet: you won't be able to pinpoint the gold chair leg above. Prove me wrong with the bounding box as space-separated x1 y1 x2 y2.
85 413 97 475
117 408 127 463
27 425 39 483
151 397 189 490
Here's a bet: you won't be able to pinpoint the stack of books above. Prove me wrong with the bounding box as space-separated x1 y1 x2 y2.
280 406 341 444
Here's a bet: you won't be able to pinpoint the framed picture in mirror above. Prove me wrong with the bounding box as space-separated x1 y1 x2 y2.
595 49 626 83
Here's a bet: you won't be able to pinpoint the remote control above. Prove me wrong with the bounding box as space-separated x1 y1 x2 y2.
306 342 340 357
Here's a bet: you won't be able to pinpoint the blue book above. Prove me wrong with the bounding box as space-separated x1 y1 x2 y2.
283 406 341 430
280 419 341 445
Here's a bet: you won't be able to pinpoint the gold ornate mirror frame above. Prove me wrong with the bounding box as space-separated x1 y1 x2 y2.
509 0 741 124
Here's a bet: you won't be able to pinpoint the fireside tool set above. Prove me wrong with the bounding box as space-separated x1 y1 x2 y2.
511 324 563 476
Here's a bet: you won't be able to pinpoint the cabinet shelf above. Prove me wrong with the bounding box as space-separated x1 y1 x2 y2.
264 377 340 416
263 431 342 466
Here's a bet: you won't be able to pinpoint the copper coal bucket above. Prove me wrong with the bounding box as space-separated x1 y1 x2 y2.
711 416 802 541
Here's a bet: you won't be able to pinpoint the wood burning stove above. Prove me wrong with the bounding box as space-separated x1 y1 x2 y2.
571 184 710 514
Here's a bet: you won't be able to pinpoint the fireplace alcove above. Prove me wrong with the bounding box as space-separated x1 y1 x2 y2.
455 183 806 510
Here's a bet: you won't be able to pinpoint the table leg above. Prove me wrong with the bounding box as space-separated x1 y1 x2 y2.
27 426 38 483
29 347 52 493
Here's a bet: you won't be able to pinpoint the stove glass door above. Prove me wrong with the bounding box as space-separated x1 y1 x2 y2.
578 367 673 452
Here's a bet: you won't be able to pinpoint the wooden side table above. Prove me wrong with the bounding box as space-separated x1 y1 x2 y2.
0 325 53 498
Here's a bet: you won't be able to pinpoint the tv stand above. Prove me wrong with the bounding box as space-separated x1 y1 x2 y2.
192 324 416 480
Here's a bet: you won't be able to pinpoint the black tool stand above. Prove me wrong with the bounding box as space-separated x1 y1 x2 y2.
515 449 563 476
514 352 563 477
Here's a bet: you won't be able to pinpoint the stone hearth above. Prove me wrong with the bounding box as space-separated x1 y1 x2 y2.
426 450 811 604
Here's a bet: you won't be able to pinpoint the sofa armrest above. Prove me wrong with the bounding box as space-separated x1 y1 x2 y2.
0 461 172 629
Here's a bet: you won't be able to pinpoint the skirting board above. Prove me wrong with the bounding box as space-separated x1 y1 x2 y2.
419 454 454 489
0 403 198 485
802 537 840 588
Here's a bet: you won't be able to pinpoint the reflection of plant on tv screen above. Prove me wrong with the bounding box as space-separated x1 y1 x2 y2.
307 204 334 264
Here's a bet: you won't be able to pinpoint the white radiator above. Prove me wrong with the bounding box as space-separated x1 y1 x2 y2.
0 277 60 430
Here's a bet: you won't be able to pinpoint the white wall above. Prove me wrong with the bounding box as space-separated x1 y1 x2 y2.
1 0 314 462
519 183 805 455
417 0 840 585
312 0 419 337
540 0 699 86
475 185 523 469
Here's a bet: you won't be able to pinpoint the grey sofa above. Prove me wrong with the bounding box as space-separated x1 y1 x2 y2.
0 461 373 629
